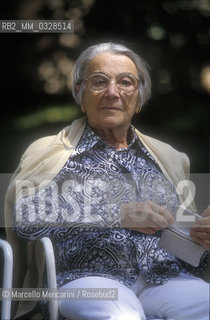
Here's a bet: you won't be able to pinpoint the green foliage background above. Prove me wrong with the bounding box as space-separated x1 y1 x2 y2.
0 0 209 173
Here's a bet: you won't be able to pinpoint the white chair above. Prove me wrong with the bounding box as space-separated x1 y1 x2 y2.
0 239 13 320
39 237 59 320
38 237 210 320
0 237 58 320
38 238 164 320
3 236 209 320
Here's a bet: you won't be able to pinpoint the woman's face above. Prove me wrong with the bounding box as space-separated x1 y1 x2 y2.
81 52 140 131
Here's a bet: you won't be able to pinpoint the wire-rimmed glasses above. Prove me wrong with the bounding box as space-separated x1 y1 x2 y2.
85 72 140 93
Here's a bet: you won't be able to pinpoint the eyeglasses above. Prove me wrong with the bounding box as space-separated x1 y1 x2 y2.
85 73 140 93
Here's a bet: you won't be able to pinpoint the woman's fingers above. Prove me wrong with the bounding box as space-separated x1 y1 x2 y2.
190 206 210 250
200 205 210 217
190 229 210 241
151 202 174 226
190 234 210 250
136 200 173 228
120 200 174 234
191 216 210 235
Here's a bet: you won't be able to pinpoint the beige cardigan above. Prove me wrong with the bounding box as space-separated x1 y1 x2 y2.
5 116 193 319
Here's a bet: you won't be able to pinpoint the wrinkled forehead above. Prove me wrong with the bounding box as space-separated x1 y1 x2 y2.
86 52 138 78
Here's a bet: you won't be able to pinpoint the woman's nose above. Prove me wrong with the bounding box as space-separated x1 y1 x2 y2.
105 81 120 98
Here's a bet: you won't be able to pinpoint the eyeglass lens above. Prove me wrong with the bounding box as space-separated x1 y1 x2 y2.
88 74 138 92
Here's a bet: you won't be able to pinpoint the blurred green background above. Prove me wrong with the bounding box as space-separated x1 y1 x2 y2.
0 0 209 173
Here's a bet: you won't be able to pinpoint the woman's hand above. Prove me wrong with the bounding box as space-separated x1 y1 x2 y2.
190 206 210 250
120 200 174 234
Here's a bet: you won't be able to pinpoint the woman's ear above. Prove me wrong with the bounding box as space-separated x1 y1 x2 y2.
75 84 80 94
135 104 142 114
77 84 86 113
81 103 86 113
81 95 86 113
135 94 142 114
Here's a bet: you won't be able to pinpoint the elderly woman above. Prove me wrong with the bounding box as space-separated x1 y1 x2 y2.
5 42 210 320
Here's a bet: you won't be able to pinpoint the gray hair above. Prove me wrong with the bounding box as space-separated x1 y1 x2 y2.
71 42 151 107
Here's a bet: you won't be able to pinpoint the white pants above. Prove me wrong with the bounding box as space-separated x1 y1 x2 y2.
58 273 210 320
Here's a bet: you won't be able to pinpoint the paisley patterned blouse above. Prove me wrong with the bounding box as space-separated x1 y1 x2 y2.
14 124 208 289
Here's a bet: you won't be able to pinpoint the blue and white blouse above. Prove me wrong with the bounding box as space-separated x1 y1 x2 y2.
14 124 208 289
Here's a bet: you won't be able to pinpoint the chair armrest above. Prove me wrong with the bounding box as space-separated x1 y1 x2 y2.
39 237 58 320
0 239 13 320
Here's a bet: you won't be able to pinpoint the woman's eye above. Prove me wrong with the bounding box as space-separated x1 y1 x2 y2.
93 77 107 86
97 79 106 85
119 78 132 86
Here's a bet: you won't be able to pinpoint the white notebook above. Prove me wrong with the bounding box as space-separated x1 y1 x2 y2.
159 207 206 267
